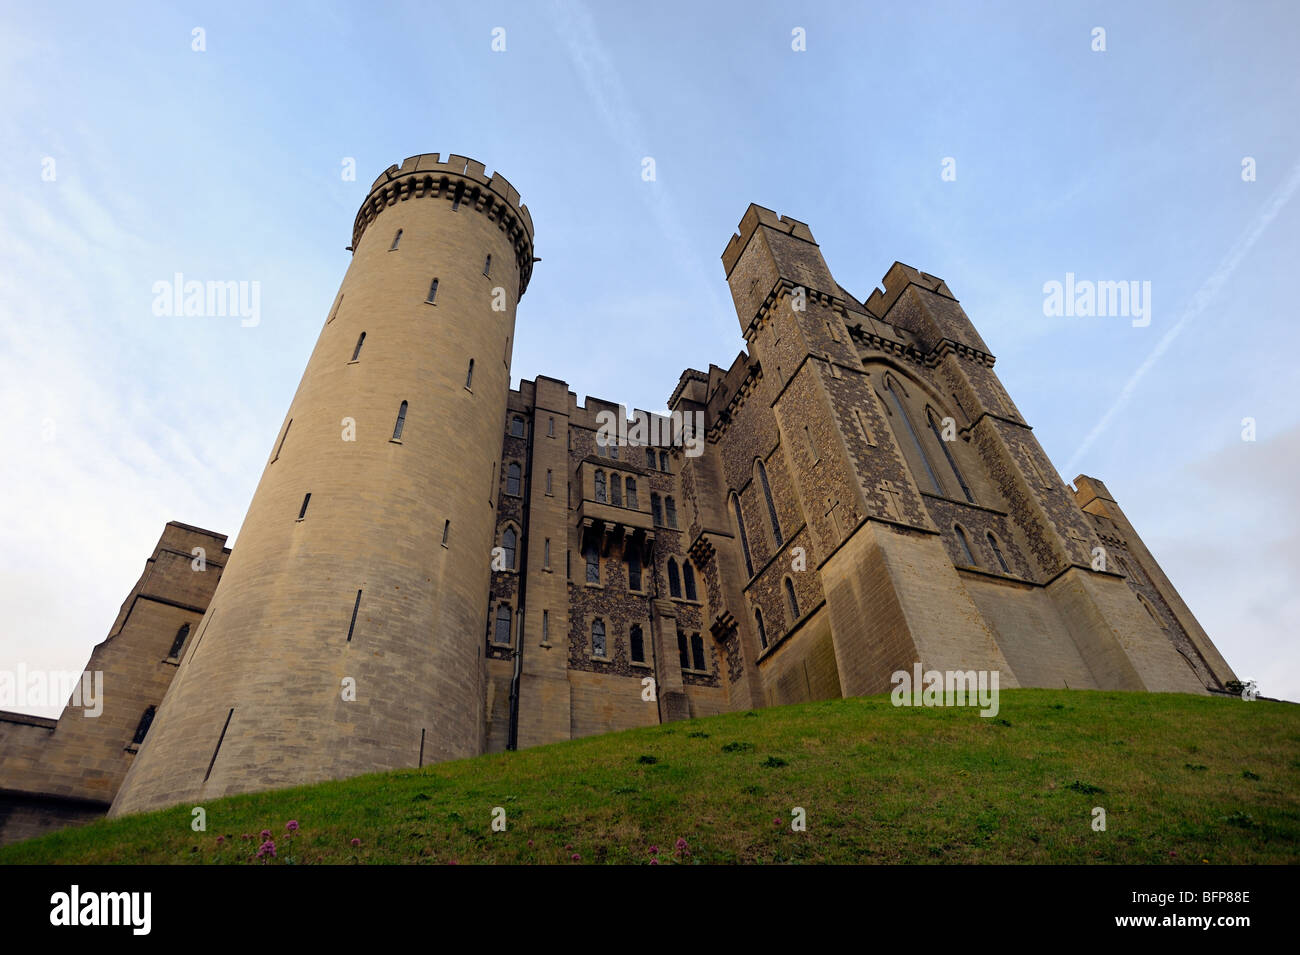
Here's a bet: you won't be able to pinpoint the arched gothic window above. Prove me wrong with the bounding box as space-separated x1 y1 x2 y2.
883 377 941 494
987 532 1010 574
927 408 974 503
731 493 753 577
955 525 977 566
756 459 782 547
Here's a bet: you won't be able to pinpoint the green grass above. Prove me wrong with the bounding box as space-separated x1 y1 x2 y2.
5 689 1298 864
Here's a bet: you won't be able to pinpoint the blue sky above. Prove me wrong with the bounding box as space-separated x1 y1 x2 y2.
2 0 1297 714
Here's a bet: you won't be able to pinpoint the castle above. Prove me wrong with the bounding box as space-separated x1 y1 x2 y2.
0 154 1237 845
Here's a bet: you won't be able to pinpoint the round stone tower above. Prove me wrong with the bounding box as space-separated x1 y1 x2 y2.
110 154 534 816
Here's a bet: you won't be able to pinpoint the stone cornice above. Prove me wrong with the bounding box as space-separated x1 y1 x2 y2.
352 153 536 297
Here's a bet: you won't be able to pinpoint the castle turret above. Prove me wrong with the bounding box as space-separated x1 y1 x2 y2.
110 154 535 816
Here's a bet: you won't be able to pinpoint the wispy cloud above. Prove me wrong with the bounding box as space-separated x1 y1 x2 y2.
1065 156 1300 476
547 0 728 319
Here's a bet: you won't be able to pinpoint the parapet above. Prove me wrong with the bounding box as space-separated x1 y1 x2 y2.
864 262 956 318
1072 475 1117 511
352 153 536 296
721 203 817 277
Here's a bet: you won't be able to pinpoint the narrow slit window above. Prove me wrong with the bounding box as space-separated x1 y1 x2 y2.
683 561 697 601
204 708 235 781
548 416 555 437
466 359 474 389
732 493 754 578
544 538 551 569
426 278 439 304
651 493 662 525
390 229 402 251
785 578 800 621
502 528 517 570
854 408 876 447
351 331 366 361
955 525 977 566
627 547 641 591
665 496 678 529
805 425 819 461
594 470 606 503
131 706 156 746
392 400 408 440
755 608 768 649
542 609 549 643
677 631 690 670
546 469 553 494
168 623 190 659
507 463 521 496
495 605 512 644
668 559 681 598
690 633 706 671
757 459 782 546
483 254 492 276
297 492 311 520
441 520 450 546
630 624 645 663
585 543 599 583
885 378 941 494
273 419 292 462
611 474 622 506
592 619 607 658
987 532 1010 574
347 589 362 642
625 477 637 509
928 409 974 503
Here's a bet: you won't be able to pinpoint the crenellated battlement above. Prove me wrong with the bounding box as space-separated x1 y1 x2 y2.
721 203 817 277
864 262 956 318
352 153 537 296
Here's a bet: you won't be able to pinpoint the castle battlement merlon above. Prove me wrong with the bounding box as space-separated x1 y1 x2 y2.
721 203 818 277
863 261 957 318
352 152 536 295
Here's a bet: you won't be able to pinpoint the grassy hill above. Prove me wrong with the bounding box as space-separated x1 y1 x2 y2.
4 689 1297 864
